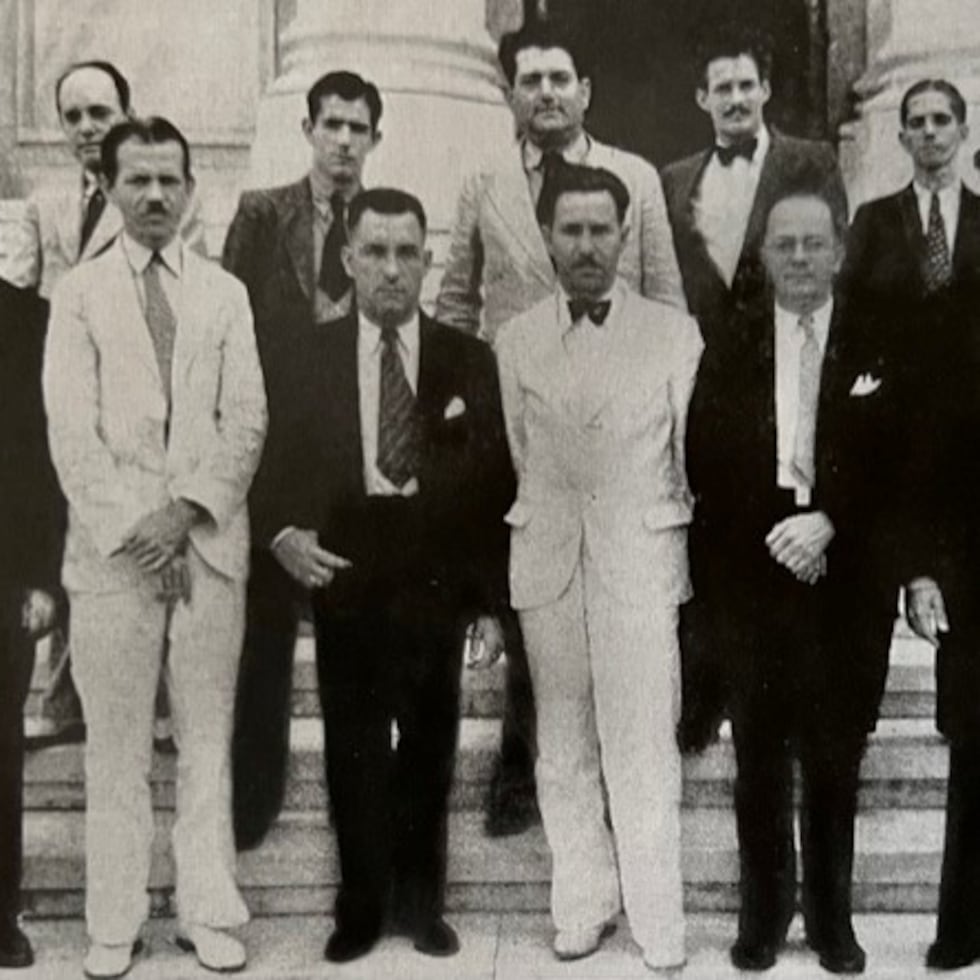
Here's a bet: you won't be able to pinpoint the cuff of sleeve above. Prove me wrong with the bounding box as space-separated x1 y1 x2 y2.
271 526 296 550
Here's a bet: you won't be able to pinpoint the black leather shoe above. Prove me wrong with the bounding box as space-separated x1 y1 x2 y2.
0 922 33 969
413 918 460 957
324 925 379 963
816 937 866 974
730 938 778 971
926 940 980 970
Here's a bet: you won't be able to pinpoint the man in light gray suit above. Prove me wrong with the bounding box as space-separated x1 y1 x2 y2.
436 21 685 834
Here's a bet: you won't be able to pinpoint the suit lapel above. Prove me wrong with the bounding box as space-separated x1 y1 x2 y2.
324 315 364 485
953 185 980 277
742 133 785 259
895 184 928 292
81 202 122 261
171 249 206 391
677 150 730 297
282 178 315 302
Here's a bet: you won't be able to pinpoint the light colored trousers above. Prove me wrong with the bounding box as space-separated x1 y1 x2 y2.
520 560 685 968
70 547 250 946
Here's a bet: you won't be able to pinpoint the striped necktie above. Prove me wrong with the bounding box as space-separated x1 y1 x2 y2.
923 192 952 292
376 326 419 488
143 252 177 401
793 313 821 488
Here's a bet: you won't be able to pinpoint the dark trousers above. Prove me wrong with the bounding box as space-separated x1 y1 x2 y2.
314 576 462 937
493 610 536 797
232 550 302 848
0 593 36 922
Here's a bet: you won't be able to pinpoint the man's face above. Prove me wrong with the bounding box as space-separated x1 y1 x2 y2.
762 195 843 312
342 209 431 328
899 90 969 175
58 66 127 172
544 190 627 301
508 46 591 147
696 54 770 144
303 95 379 187
106 138 192 251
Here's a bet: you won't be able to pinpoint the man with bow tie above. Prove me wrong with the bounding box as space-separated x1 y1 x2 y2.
687 178 909 974
486 163 701 969
250 187 514 964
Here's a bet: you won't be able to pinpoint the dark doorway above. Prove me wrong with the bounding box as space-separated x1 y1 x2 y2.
529 0 822 167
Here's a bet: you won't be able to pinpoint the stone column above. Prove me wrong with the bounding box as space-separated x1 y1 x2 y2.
840 0 980 206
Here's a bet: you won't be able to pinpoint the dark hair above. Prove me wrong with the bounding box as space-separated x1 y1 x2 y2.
498 21 591 87
100 116 192 185
55 60 131 114
900 78 967 126
306 71 383 130
693 22 773 89
764 172 847 242
536 163 630 228
348 187 427 234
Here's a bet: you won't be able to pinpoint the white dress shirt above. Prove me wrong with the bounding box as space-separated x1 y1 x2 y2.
694 125 771 287
119 233 183 317
523 131 591 202
357 311 421 495
913 180 961 251
774 297 832 501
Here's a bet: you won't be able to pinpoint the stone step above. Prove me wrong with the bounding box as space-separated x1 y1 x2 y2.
9 913 947 979
23 717 950 813
19 808 946 918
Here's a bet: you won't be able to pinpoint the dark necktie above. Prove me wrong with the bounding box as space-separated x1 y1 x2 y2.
538 150 567 204
715 138 758 166
318 192 351 301
143 253 177 402
567 298 611 326
924 192 952 292
79 187 106 256
376 326 420 488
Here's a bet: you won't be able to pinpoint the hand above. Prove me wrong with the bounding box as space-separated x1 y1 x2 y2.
765 511 835 577
793 552 827 586
21 589 57 639
156 555 192 604
272 528 352 589
121 500 201 572
464 615 506 669
906 577 949 646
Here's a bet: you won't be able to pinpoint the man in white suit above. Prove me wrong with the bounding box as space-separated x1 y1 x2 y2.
43 117 266 979
486 164 702 969
436 20 686 834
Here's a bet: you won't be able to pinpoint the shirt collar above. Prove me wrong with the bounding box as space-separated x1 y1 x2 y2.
81 170 101 202
120 232 183 279
358 310 421 354
912 179 960 210
522 131 591 173
774 295 833 352
308 171 359 217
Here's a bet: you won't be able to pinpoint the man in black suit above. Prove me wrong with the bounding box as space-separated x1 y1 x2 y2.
222 70 382 850
0 278 64 968
852 79 980 972
250 188 513 964
687 180 908 974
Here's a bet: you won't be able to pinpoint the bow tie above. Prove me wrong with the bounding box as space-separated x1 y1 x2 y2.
715 138 758 166
568 298 611 326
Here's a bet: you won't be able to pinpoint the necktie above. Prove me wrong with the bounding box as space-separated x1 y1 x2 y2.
715 138 758 166
567 298 611 326
143 253 177 402
79 187 106 256
318 192 351 301
793 313 821 487
376 326 419 488
924 192 952 292
538 150 567 204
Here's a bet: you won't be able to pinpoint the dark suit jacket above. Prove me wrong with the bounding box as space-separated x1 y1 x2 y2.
686 292 908 731
846 186 980 738
250 311 514 615
0 280 64 609
662 131 847 346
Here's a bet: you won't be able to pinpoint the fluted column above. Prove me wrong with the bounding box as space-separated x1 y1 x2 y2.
840 0 980 206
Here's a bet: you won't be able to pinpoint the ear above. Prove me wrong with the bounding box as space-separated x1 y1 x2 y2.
580 76 592 113
422 247 433 276
695 87 709 114
341 243 354 278
540 222 555 259
898 129 911 155
619 221 630 249
301 116 314 145
759 78 772 107
371 128 383 151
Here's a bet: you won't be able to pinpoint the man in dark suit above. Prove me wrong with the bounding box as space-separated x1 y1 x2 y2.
221 70 382 850
250 187 513 964
852 79 980 972
687 180 908 974
0 278 64 968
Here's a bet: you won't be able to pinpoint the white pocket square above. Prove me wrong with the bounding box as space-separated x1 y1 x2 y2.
444 396 466 420
849 374 882 397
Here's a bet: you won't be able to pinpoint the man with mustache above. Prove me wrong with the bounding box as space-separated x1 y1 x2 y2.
436 19 685 837
222 70 383 851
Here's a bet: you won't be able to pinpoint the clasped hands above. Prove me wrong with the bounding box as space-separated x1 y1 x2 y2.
120 499 202 603
764 511 835 585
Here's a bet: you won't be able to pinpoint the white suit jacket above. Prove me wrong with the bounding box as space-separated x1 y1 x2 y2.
496 282 703 610
43 237 267 592
435 136 686 343
6 184 206 299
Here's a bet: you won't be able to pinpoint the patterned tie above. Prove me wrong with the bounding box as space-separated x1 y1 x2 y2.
79 187 106 256
793 313 821 488
143 253 177 402
923 192 952 292
376 326 420 488
318 192 351 301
